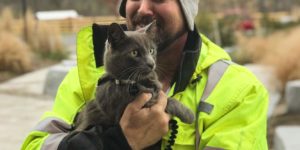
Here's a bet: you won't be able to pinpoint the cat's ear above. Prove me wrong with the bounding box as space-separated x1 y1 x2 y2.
107 23 126 45
145 20 157 38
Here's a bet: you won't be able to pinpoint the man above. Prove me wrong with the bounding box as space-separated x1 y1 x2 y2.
22 0 269 149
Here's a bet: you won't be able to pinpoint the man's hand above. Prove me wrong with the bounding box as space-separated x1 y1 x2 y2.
120 91 170 150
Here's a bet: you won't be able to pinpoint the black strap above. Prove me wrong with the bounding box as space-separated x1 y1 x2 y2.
97 76 114 86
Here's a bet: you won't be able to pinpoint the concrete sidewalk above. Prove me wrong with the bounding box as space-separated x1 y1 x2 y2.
0 66 55 150
0 94 53 150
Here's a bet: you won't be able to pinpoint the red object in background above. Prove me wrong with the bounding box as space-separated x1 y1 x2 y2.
240 20 255 30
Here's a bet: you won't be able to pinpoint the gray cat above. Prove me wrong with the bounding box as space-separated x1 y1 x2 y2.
74 22 194 132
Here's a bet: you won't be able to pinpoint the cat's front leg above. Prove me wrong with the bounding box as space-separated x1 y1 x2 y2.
165 98 195 124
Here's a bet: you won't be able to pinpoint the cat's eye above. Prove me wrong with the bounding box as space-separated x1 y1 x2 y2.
131 50 138 57
149 48 154 54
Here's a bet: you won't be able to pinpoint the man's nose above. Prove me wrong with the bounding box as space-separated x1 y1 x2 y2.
138 0 154 16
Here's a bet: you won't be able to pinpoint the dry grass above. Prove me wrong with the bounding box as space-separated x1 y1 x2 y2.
0 7 15 33
263 28 300 84
0 7 65 58
235 26 300 86
0 7 32 74
235 33 269 63
24 9 66 59
25 9 39 50
0 32 32 73
0 7 67 82
34 23 67 60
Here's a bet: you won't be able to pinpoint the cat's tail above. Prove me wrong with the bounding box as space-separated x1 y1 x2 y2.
166 98 195 124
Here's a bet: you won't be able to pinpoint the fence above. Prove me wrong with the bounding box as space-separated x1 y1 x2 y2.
38 16 126 33
7 16 126 35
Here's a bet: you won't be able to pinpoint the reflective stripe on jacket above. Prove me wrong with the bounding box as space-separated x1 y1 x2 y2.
21 25 269 150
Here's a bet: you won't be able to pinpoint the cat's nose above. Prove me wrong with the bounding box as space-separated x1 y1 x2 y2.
147 62 155 70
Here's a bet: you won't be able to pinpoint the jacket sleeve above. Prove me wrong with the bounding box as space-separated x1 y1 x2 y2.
200 78 269 150
21 67 131 150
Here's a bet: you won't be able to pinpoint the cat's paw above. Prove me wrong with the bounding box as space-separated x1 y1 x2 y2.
166 98 195 124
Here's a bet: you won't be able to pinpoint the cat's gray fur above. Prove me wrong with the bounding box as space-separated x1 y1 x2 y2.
74 22 194 132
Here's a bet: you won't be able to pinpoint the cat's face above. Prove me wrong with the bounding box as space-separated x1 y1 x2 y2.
104 22 157 80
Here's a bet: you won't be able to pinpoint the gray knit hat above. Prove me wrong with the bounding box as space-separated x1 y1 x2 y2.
118 0 199 31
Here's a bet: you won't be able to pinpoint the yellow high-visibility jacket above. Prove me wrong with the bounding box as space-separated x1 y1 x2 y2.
22 24 269 150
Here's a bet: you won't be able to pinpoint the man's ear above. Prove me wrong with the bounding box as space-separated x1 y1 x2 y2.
107 23 126 45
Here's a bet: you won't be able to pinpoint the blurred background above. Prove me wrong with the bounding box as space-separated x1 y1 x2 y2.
0 0 300 149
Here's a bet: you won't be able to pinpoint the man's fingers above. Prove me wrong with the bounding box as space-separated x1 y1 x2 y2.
127 93 152 111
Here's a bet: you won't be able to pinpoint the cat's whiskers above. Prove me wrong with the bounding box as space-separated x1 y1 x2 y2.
136 67 150 81
125 68 138 82
156 64 169 80
130 69 141 81
125 69 141 94
118 67 138 79
136 70 143 82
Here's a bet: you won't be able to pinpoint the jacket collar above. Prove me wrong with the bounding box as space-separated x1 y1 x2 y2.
172 27 201 94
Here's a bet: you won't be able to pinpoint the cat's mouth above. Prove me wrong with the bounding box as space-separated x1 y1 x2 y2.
133 69 155 81
142 70 154 76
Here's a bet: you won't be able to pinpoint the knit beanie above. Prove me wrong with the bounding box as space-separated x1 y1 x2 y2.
118 0 199 31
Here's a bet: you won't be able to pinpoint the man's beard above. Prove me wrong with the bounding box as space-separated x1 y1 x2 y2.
128 15 186 53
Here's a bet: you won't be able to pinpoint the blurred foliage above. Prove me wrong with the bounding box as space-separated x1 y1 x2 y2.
196 13 238 47
234 26 300 85
0 32 32 73
218 15 238 47
0 7 67 74
0 0 118 17
195 13 214 40
261 13 300 35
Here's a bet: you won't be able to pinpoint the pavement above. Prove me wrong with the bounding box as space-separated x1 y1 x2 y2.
274 126 300 150
0 93 53 150
0 68 54 150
